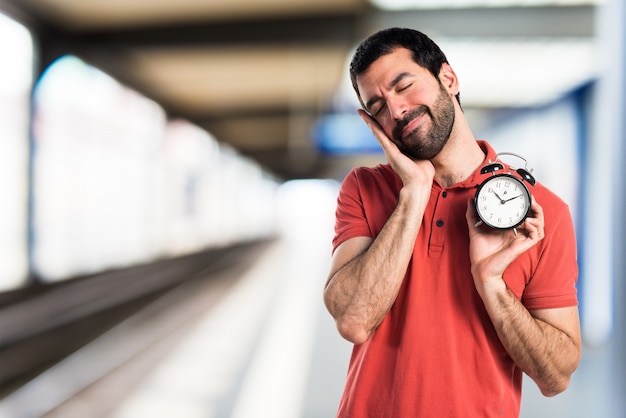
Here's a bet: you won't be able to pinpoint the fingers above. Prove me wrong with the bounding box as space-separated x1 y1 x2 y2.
357 109 397 158
529 196 544 224
465 198 482 229
357 109 430 186
522 196 545 241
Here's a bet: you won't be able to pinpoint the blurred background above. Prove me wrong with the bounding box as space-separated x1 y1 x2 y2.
0 0 624 417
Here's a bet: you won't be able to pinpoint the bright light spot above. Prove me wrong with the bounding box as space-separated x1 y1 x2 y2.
0 12 32 290
369 0 599 11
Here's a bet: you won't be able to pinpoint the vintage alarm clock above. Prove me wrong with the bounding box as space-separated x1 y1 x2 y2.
474 152 536 231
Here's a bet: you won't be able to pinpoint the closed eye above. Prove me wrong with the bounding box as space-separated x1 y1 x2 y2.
373 103 387 116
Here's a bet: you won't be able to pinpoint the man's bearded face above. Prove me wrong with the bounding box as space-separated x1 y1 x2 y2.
391 81 455 160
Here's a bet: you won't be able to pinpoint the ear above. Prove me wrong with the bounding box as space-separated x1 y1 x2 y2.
438 63 460 96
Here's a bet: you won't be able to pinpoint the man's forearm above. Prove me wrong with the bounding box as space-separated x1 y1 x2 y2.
479 281 581 396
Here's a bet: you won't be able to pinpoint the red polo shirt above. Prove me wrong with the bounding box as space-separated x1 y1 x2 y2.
332 141 578 418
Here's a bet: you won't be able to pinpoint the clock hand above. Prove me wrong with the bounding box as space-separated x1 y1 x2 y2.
491 190 506 204
504 195 522 203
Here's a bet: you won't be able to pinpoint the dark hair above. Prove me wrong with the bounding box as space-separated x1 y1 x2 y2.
349 27 461 106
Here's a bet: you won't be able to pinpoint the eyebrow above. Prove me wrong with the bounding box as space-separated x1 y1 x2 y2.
364 72 412 112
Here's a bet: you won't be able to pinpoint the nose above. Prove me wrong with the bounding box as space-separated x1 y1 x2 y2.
388 96 409 121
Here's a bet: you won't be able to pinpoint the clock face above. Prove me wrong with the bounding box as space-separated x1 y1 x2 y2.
474 174 532 229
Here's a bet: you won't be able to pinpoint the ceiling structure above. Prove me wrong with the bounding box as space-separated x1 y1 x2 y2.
0 0 598 180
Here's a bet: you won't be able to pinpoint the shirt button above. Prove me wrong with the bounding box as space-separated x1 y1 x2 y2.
442 191 448 198
436 220 444 227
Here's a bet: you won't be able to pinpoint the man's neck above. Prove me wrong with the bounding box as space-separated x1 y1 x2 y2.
431 125 485 188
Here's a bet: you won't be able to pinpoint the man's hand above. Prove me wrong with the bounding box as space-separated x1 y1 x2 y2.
358 109 434 189
465 197 545 294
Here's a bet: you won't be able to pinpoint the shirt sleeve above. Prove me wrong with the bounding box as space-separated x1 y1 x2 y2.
521 198 579 310
332 168 373 253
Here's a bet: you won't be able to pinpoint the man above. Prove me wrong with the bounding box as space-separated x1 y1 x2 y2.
323 28 581 417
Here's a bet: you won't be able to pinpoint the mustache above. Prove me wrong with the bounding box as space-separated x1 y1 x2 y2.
392 106 429 142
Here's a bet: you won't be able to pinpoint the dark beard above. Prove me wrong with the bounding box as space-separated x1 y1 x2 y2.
391 83 455 160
